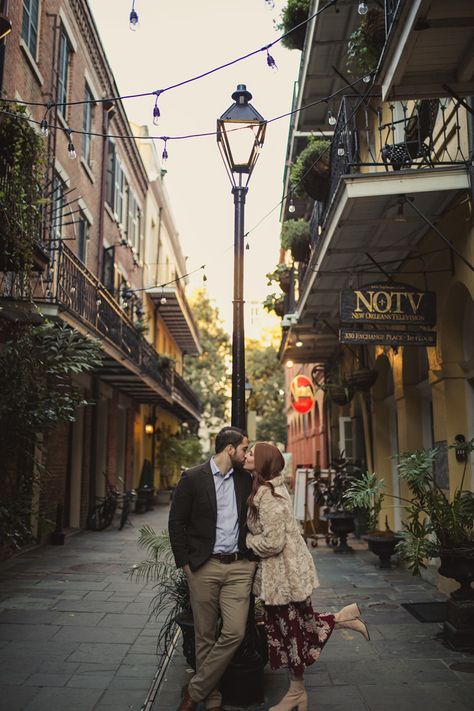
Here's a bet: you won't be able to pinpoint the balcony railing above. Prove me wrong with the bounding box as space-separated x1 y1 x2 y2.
314 94 469 238
385 0 400 37
173 371 201 413
1 241 171 393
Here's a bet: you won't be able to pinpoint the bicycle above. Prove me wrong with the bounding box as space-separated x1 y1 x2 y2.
118 489 137 530
87 476 119 531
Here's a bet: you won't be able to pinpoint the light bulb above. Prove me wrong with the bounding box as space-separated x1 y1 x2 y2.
337 143 345 157
286 360 294 368
328 110 336 126
245 242 250 250
160 296 167 305
363 74 371 83
358 2 368 15
265 0 275 8
296 340 303 348
162 146 168 162
96 299 102 306
40 119 49 136
68 142 77 159
129 9 139 30
266 51 278 71
289 202 296 214
153 105 160 126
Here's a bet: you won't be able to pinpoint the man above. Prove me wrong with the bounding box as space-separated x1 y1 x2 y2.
168 426 256 711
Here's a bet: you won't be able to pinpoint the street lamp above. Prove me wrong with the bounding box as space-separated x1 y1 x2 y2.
217 84 266 430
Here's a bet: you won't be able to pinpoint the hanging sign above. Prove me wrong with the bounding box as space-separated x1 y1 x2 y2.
340 328 437 347
340 282 436 326
290 374 315 414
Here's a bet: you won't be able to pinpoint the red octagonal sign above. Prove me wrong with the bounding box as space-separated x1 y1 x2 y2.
290 374 315 414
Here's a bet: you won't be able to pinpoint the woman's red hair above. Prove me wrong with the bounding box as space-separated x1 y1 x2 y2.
247 442 285 520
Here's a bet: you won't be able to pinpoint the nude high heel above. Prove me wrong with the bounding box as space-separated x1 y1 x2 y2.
334 602 370 641
269 679 308 711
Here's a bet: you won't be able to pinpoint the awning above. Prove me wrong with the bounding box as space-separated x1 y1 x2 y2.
147 286 201 356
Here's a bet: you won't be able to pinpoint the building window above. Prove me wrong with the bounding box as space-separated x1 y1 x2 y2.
102 246 115 293
114 162 125 224
22 0 40 59
82 85 93 166
57 27 72 120
105 140 116 209
51 174 65 241
77 212 88 264
127 191 139 251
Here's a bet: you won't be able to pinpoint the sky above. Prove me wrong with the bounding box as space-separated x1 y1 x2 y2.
88 0 300 334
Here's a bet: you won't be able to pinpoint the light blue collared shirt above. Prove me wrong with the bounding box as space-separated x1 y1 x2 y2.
210 457 239 554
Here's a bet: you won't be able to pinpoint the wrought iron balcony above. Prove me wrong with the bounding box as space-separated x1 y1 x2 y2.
313 94 469 247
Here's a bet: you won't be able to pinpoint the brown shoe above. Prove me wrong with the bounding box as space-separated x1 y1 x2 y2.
177 686 197 711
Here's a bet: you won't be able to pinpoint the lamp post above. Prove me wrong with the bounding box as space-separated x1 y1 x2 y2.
217 85 266 430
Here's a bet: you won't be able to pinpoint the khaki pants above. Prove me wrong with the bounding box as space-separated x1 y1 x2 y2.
186 557 256 709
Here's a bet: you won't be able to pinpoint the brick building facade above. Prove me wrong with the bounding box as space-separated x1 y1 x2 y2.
0 0 201 543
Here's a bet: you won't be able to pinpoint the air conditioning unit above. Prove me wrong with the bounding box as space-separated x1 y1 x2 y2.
281 313 298 328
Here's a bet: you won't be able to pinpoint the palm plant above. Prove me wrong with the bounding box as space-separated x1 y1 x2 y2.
343 472 386 533
130 526 191 654
396 444 474 575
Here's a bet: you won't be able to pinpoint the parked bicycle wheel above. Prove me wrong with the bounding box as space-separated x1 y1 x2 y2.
87 501 107 531
119 490 136 530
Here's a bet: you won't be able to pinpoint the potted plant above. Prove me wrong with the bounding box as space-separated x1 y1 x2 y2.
263 292 285 318
130 527 269 676
290 136 331 202
276 0 310 51
344 472 401 568
346 9 385 78
347 367 378 392
280 219 311 263
316 364 354 406
395 444 474 588
313 456 357 553
266 263 292 294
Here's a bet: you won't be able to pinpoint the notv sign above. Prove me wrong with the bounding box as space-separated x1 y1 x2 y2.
340 282 436 326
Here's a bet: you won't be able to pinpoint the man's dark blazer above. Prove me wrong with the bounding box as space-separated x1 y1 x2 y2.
168 459 254 571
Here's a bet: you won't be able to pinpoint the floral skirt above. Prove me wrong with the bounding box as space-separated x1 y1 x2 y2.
264 598 335 676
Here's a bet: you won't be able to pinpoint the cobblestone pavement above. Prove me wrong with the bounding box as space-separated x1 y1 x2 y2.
0 505 170 711
1 512 473 711
154 540 474 711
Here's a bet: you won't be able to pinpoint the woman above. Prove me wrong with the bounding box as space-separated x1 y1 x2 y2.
244 442 369 711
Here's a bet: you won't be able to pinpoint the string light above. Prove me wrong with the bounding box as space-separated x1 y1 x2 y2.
152 91 161 126
129 1 139 30
40 118 49 136
266 48 278 71
337 141 345 157
245 241 250 250
358 2 369 14
66 129 77 160
362 74 371 83
288 194 296 213
328 109 336 126
161 138 168 162
265 0 275 8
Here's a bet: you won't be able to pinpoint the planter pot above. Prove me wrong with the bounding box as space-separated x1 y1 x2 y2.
327 385 354 406
274 300 285 318
176 607 267 706
279 271 291 294
302 159 330 202
364 533 400 569
156 489 172 506
439 547 474 601
347 368 378 392
290 239 310 263
327 512 355 553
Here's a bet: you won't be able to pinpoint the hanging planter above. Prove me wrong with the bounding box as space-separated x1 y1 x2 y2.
266 264 292 294
280 219 311 264
290 136 331 202
347 367 378 392
276 0 311 51
327 385 354 406
263 293 285 318
346 9 385 78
